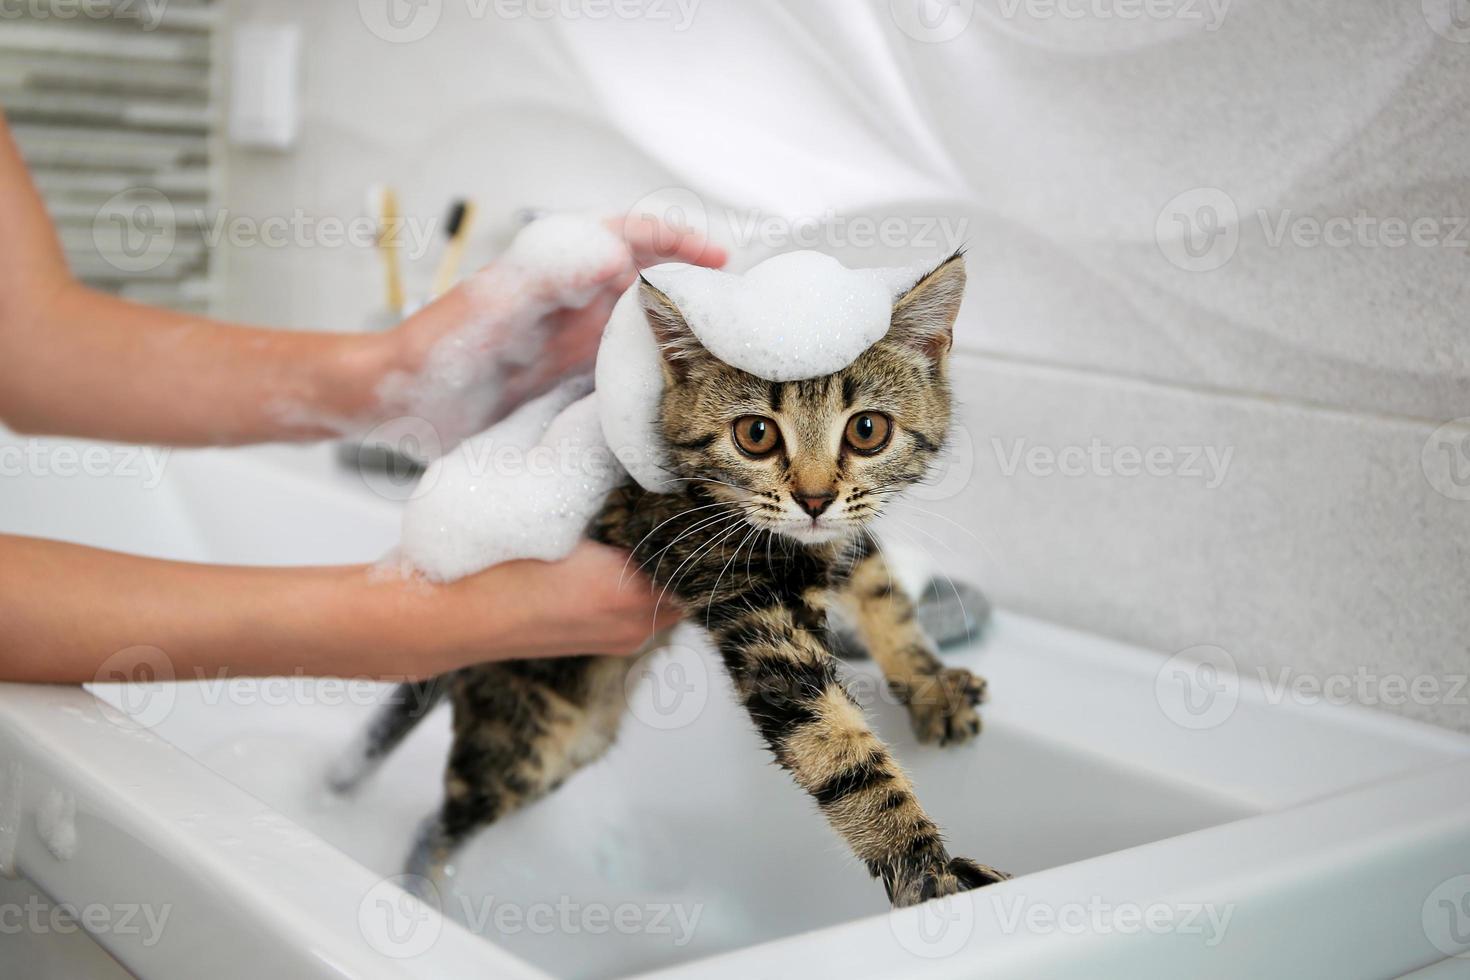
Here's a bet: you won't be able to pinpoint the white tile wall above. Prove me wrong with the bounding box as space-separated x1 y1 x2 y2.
895 352 1470 733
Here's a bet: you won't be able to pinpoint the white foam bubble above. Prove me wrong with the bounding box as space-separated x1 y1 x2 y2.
498 212 628 284
595 287 668 493
400 378 622 581
646 252 913 381
37 790 77 861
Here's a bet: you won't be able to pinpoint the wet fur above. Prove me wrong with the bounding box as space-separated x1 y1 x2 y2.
337 254 1009 907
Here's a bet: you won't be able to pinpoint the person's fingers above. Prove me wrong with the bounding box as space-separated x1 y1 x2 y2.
547 288 621 364
610 214 727 270
609 267 638 293
665 233 727 269
484 278 629 417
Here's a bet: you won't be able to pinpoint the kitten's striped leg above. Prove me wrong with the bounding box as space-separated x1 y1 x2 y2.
714 604 1007 906
406 657 629 887
844 552 987 746
328 677 447 793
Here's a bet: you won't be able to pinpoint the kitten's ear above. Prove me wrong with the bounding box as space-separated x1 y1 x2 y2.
639 276 707 381
888 251 966 364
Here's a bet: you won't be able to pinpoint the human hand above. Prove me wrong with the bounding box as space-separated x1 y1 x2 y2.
612 212 726 270
425 541 681 669
493 215 728 408
373 215 726 448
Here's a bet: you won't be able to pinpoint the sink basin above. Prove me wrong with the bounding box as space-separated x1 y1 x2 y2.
1 434 1467 978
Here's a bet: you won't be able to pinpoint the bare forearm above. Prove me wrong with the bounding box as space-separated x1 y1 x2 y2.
0 107 482 447
0 535 673 684
0 112 395 445
0 534 467 683
0 281 412 445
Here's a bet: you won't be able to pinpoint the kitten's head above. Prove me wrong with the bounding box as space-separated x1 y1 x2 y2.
643 252 965 545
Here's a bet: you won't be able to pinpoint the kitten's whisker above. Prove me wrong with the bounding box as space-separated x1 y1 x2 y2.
876 520 972 631
656 474 764 497
654 518 747 626
620 501 746 586
639 508 743 572
650 522 733 630
881 512 959 558
860 528 899 603
744 529 763 591
884 499 985 544
883 499 1005 571
636 499 758 560
646 511 746 581
707 525 760 629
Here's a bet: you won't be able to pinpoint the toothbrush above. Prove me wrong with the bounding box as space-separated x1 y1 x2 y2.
369 184 404 315
430 198 476 299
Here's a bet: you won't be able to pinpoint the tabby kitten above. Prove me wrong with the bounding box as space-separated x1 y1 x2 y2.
332 252 1009 907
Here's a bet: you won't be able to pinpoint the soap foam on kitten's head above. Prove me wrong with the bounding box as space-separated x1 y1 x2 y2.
644 252 966 544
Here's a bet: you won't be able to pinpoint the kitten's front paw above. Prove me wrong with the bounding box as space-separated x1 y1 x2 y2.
902 667 987 746
888 855 1012 907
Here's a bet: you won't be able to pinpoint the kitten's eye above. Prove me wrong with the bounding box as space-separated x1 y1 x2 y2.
845 412 892 454
732 415 781 457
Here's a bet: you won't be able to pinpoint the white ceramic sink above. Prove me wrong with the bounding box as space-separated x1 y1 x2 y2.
1 433 1467 979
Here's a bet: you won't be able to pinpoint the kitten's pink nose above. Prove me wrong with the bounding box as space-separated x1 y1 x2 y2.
794 492 835 518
